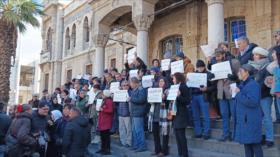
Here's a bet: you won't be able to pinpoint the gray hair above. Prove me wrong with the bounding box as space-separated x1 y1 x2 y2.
130 77 139 84
237 36 249 44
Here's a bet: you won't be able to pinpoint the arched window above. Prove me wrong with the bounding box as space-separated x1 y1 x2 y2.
65 28 70 50
161 35 183 58
71 24 76 48
46 28 52 52
83 17 90 42
224 17 246 43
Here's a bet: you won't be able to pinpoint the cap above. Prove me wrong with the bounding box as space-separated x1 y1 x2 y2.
252 47 269 57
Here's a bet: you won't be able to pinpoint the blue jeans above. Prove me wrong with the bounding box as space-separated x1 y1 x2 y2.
276 97 280 120
219 99 234 137
274 98 280 121
191 95 210 136
260 97 273 141
132 117 146 150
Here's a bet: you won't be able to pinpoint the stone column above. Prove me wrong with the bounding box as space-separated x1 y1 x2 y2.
93 34 108 77
133 15 153 64
206 0 224 47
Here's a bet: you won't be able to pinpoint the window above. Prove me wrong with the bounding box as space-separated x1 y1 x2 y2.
44 73 49 90
83 17 90 42
71 24 76 48
110 58 116 68
161 35 183 58
46 28 52 52
66 69 72 82
224 17 246 43
65 28 70 50
86 64 92 75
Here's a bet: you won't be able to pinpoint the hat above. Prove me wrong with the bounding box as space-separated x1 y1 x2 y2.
51 110 62 122
103 90 111 97
196 60 206 68
252 47 269 57
163 51 172 59
241 64 256 75
176 52 185 59
150 67 160 73
22 104 32 112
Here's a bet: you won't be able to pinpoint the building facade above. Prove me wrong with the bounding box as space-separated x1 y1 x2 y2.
40 0 280 92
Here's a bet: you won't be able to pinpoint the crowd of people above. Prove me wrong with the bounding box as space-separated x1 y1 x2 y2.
0 30 280 157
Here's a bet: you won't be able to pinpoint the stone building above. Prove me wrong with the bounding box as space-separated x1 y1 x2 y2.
40 0 280 92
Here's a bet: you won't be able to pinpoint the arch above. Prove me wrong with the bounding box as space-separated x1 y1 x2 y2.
83 16 90 42
46 27 52 52
65 27 70 50
159 34 183 58
71 24 76 48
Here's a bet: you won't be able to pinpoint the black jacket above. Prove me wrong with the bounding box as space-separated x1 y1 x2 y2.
238 43 258 65
62 115 90 157
0 112 11 144
173 83 191 129
31 111 49 133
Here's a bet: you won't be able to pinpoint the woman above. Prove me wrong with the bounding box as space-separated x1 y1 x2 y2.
96 90 114 155
152 59 161 68
234 64 263 157
248 47 274 147
76 90 89 115
150 77 171 157
172 72 191 157
50 97 63 112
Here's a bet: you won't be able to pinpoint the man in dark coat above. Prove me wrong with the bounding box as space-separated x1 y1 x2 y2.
62 107 90 157
6 104 37 157
28 94 40 108
236 36 258 65
0 102 11 156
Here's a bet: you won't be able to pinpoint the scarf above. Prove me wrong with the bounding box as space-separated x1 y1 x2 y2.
159 102 172 136
248 58 270 71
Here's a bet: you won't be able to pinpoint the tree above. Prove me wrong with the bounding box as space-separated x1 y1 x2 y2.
0 0 43 104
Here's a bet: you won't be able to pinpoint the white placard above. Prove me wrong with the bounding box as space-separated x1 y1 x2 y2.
171 60 184 74
230 83 237 98
186 73 207 88
57 94 62 104
200 44 215 57
129 70 138 78
87 90 96 104
167 85 180 100
211 61 232 80
69 88 77 100
75 74 82 79
234 39 239 48
113 90 129 102
96 99 103 111
110 82 120 94
161 59 171 71
148 88 162 103
82 74 90 80
127 47 136 64
142 75 154 88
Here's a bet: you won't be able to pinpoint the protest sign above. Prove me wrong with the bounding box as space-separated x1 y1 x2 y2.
129 70 138 78
127 47 136 64
186 73 207 88
113 90 129 102
148 88 162 103
167 85 180 100
171 60 184 74
211 61 232 80
161 59 171 71
87 90 95 104
200 44 215 57
96 99 103 111
142 75 154 88
110 82 120 94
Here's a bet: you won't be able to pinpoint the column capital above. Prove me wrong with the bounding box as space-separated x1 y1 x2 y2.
93 34 108 47
205 0 224 6
133 15 154 31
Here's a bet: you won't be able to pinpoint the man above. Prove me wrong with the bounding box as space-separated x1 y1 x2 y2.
40 89 51 108
104 73 115 90
6 104 37 157
28 94 40 108
237 36 258 65
62 107 90 157
0 102 11 157
128 77 147 152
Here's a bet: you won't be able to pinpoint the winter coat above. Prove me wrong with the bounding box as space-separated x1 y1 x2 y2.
254 64 272 98
50 103 63 112
129 86 147 117
234 76 262 144
118 101 130 117
89 90 102 119
0 112 11 144
173 83 191 129
31 110 49 133
272 67 280 94
6 112 37 157
28 99 39 108
238 43 258 65
76 96 89 114
62 115 90 157
98 98 114 131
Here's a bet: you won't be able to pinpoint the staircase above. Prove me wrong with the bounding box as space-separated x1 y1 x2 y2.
88 120 280 157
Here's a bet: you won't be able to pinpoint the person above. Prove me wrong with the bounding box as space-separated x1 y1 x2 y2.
234 64 263 157
61 90 75 106
40 89 51 108
214 48 236 142
6 104 37 157
150 77 170 157
50 96 63 112
28 94 40 108
75 90 89 115
96 90 114 155
47 110 63 157
117 81 132 148
104 73 115 90
62 107 90 157
171 73 191 157
0 102 12 156
248 47 274 147
129 77 147 152
236 36 258 65
191 60 215 140
175 52 194 75
152 59 160 68
88 84 102 144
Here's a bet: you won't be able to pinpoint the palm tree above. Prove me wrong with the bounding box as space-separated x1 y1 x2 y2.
0 0 43 105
